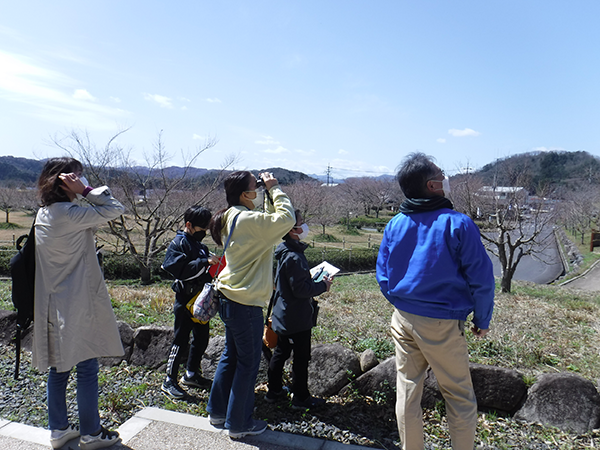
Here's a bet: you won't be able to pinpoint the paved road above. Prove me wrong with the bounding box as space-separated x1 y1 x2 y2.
560 260 600 291
484 225 564 285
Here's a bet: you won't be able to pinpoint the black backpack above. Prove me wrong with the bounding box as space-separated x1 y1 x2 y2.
10 221 36 380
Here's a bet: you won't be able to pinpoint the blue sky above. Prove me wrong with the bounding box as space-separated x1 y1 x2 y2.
2 1 600 179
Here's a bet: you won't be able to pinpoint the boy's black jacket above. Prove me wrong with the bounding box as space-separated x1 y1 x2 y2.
162 231 212 304
271 237 327 335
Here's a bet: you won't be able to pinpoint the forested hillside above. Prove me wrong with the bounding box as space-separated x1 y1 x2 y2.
477 151 600 194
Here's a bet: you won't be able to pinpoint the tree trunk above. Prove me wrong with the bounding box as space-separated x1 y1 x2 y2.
500 275 512 293
5 211 8 223
140 264 152 285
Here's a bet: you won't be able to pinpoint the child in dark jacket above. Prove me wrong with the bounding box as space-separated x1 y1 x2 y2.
266 211 333 409
161 206 219 399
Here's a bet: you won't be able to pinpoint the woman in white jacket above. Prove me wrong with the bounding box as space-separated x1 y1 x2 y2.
33 157 125 450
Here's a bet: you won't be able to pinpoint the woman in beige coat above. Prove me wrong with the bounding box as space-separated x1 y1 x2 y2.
33 157 125 450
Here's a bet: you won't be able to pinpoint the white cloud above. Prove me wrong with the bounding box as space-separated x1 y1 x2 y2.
263 145 289 154
192 134 206 140
338 149 349 154
110 96 121 103
179 97 191 102
143 93 173 108
73 89 96 101
206 98 222 103
437 138 446 144
0 50 130 128
448 128 481 137
181 106 188 111
533 146 565 152
255 135 280 145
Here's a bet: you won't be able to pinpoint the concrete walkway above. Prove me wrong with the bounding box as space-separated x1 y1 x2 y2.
0 407 371 450
560 258 600 291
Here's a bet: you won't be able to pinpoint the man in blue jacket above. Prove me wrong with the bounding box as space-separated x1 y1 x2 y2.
376 153 494 450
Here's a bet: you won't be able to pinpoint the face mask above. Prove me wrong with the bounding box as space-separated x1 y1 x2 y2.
432 176 451 197
441 176 451 195
75 176 90 201
296 223 309 240
193 230 206 242
249 189 264 209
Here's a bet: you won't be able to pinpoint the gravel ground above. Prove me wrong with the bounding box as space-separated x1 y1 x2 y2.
1 343 597 450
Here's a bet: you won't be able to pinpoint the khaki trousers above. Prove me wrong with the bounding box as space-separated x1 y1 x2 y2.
391 309 477 450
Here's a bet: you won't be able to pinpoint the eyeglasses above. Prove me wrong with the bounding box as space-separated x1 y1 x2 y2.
428 170 445 182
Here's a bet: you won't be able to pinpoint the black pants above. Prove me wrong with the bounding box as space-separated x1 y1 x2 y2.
267 329 312 401
166 301 210 380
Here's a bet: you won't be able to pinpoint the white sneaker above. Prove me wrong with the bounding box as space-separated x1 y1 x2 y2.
229 419 268 439
50 424 79 449
209 415 226 427
79 426 121 450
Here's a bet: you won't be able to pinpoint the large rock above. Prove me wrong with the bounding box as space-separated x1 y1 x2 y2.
342 356 395 401
0 310 16 344
514 372 600 433
308 344 361 397
100 321 135 367
201 335 224 380
470 363 527 414
200 336 280 386
360 349 379 373
129 326 173 368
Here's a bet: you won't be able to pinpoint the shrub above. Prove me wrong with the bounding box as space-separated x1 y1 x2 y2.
0 248 15 277
347 216 391 232
102 252 168 281
305 246 379 272
313 234 340 243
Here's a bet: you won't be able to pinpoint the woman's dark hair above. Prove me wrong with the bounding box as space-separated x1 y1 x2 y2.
209 171 253 246
283 209 302 240
38 157 84 206
396 152 438 199
184 206 212 228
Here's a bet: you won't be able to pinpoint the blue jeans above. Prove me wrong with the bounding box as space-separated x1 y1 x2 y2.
207 298 263 432
47 358 100 436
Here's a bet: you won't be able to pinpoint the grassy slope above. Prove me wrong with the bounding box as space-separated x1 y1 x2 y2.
2 257 600 447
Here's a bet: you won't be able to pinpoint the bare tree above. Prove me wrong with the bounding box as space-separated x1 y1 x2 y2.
0 187 19 223
338 177 399 218
285 181 341 235
449 166 485 220
53 129 231 283
557 189 600 245
479 183 555 293
0 188 37 223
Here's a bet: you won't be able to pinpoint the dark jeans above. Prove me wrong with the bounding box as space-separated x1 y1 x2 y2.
48 358 100 435
267 329 312 401
166 301 210 379
207 297 264 432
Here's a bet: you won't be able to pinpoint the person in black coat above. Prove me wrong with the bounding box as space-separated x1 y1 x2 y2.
161 206 219 399
266 211 333 409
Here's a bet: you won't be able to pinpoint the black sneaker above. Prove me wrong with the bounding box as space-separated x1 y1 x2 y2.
79 426 121 450
291 395 326 410
180 373 212 389
161 377 187 399
265 386 290 403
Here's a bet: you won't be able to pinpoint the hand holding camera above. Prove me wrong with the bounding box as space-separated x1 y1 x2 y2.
257 172 278 191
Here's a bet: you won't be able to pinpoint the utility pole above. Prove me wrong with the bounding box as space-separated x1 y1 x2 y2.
325 164 332 186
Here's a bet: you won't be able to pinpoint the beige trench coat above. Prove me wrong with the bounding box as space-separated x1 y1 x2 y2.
33 186 125 372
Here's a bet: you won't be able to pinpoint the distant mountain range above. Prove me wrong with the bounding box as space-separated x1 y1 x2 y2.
0 157 318 187
1 151 599 193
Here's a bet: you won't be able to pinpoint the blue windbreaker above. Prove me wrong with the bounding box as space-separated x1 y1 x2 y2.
376 208 495 329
